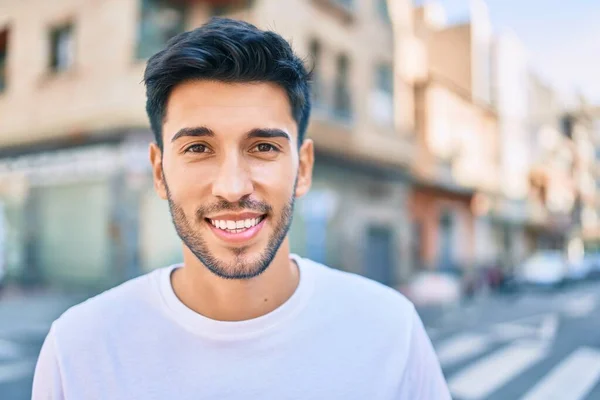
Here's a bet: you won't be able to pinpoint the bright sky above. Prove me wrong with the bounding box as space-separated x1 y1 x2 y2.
417 0 600 105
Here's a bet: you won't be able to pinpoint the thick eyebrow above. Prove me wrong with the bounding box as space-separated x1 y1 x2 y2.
171 126 215 143
170 126 291 143
245 128 291 142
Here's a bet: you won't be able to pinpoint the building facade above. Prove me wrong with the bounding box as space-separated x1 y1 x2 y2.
526 75 579 254
489 30 534 270
0 0 416 290
411 1 500 274
562 98 599 255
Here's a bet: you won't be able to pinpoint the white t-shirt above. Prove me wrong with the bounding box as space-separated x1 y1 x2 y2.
32 255 450 400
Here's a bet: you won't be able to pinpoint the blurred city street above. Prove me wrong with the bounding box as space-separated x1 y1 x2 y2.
1 0 600 398
426 281 600 399
0 289 84 400
2 280 600 399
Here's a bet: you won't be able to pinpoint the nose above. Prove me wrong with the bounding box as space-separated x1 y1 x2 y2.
211 153 254 203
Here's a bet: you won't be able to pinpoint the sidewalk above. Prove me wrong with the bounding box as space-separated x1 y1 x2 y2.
0 286 87 338
415 288 499 328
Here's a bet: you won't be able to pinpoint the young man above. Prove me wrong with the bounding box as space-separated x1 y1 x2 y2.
32 18 450 399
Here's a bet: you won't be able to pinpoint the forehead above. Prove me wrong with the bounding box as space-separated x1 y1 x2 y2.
163 81 297 142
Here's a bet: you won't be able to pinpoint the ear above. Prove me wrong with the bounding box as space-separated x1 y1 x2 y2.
149 143 167 200
295 139 314 198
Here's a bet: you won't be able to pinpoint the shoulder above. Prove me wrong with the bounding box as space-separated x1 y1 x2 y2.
299 256 417 327
51 268 167 344
298 257 424 373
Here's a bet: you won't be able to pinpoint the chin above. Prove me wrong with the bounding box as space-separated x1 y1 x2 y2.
206 254 272 280
191 241 274 280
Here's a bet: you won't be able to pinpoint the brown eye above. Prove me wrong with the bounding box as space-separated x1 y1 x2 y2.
185 144 208 153
255 143 279 153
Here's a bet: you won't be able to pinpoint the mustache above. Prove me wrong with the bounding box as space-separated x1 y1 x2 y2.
196 197 272 218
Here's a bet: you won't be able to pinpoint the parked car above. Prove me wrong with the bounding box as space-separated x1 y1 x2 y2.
567 257 593 281
400 270 462 307
515 251 568 288
567 253 600 280
584 253 600 278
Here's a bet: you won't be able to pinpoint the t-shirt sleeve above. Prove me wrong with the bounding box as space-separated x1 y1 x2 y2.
32 324 65 400
396 306 452 399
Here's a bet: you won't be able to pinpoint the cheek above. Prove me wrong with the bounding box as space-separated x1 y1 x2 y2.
164 166 211 212
251 162 296 196
165 156 214 189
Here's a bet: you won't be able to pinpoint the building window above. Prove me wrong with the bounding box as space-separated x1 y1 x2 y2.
333 54 352 121
211 0 254 16
411 221 424 270
211 0 253 16
370 63 394 126
377 63 393 96
561 115 574 139
335 0 355 11
309 39 323 107
0 28 8 93
365 225 395 286
49 24 74 73
136 0 185 60
377 0 390 22
438 211 454 270
212 5 230 16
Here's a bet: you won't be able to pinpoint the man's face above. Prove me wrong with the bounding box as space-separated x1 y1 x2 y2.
149 81 313 279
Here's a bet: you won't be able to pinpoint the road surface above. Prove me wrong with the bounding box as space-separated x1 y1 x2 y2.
426 280 600 399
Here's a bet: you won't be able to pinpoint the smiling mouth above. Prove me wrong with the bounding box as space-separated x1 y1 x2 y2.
206 215 267 234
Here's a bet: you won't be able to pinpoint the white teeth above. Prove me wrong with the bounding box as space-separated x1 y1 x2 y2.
210 217 263 232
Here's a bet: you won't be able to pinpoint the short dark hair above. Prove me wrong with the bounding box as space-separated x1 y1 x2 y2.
143 17 312 149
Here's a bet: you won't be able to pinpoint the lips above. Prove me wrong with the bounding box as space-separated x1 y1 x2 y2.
207 215 266 234
205 214 267 244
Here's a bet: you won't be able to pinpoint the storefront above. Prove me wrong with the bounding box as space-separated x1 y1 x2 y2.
0 139 146 290
409 183 475 272
292 154 412 287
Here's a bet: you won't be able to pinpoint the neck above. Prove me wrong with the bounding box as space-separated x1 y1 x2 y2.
171 239 299 321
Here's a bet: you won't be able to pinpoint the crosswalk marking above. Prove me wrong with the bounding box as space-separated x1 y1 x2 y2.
491 322 537 341
538 314 558 342
520 347 600 400
436 333 490 367
0 360 34 384
448 340 547 400
490 313 559 343
0 339 21 359
562 294 597 318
